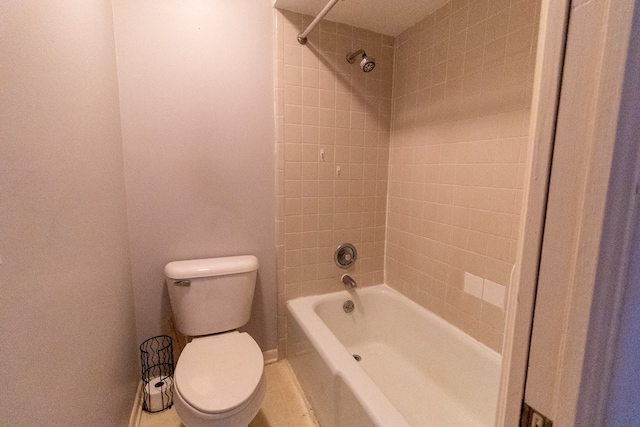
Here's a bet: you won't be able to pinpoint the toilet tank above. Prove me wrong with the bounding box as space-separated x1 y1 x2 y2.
165 255 259 337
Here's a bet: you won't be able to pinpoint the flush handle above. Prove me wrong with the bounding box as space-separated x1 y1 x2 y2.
174 280 191 287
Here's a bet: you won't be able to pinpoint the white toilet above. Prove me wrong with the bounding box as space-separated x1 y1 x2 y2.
165 255 266 427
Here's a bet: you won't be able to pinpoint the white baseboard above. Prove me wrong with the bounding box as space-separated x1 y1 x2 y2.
263 349 279 365
128 381 143 427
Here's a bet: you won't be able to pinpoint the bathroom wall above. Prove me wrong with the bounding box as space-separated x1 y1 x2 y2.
112 1 277 351
0 1 138 424
274 10 394 354
386 0 539 351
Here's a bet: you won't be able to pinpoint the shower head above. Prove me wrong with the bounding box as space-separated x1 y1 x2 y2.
346 50 376 73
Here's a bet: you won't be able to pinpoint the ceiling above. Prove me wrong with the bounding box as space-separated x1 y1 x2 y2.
273 0 450 36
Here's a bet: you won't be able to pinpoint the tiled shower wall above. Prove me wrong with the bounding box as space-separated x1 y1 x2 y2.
386 0 539 351
274 11 394 355
275 0 539 355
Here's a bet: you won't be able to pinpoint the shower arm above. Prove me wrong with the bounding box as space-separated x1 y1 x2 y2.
346 50 366 63
297 0 343 45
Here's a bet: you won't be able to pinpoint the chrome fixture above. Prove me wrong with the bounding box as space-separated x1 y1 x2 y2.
173 280 191 287
335 243 357 268
346 50 376 73
297 0 343 44
343 300 355 313
342 274 357 288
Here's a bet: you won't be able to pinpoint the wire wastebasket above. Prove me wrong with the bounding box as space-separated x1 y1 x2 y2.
140 335 174 413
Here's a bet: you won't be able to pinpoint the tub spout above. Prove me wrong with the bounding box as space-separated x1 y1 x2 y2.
341 274 357 288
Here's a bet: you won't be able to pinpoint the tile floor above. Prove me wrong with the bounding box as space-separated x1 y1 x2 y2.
139 360 318 427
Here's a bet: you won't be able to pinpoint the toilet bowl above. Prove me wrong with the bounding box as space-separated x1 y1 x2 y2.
172 332 265 427
164 255 265 427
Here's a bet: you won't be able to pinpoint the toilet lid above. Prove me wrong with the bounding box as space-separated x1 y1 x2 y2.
174 332 264 414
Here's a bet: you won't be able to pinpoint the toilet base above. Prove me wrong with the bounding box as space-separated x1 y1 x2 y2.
173 373 266 427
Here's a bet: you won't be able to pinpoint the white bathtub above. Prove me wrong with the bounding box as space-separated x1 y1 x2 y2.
286 285 501 427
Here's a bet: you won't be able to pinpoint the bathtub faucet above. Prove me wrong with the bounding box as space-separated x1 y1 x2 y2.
341 274 357 288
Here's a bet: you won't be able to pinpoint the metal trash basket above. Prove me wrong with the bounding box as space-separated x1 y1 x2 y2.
140 335 174 413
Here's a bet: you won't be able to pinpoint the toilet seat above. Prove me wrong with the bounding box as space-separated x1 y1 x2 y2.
174 331 264 414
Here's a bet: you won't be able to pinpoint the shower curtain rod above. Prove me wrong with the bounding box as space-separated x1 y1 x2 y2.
297 0 342 45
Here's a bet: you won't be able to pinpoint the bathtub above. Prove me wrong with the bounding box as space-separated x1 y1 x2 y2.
286 285 501 427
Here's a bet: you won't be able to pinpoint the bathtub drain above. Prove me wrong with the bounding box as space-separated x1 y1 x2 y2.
343 300 355 313
353 354 362 362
